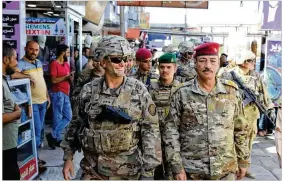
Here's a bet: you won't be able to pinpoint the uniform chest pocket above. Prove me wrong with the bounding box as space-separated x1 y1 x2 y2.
215 99 236 128
180 104 203 130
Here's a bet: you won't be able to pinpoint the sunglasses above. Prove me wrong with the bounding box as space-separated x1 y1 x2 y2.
187 52 194 55
108 56 128 64
246 59 255 63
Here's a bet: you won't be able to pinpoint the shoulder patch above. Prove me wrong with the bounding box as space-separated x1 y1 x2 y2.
148 104 156 116
222 79 239 89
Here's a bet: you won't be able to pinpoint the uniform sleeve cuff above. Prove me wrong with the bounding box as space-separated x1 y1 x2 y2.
172 164 184 175
63 151 75 161
238 160 249 168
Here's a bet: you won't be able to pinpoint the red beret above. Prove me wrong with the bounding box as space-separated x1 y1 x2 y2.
136 48 152 61
194 42 220 58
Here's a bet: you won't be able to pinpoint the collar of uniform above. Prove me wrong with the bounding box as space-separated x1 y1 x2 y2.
235 66 253 76
101 76 127 95
22 56 37 64
190 77 227 96
137 70 149 76
158 78 176 88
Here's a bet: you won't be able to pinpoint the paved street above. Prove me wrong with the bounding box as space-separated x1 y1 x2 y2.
37 126 281 180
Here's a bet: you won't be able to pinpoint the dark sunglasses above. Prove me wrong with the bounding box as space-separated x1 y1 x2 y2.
246 59 255 63
108 56 128 64
187 52 194 55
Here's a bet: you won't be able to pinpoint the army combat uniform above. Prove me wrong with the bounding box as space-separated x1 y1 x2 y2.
61 76 161 180
148 53 182 179
175 41 197 82
163 77 250 180
149 78 181 180
221 66 275 164
71 68 102 111
175 59 197 82
131 71 159 88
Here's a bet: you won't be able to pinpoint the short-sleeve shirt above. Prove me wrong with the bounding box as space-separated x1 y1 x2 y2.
17 57 47 104
50 61 71 95
2 75 18 150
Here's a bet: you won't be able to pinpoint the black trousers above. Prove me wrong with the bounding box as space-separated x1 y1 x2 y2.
3 147 20 180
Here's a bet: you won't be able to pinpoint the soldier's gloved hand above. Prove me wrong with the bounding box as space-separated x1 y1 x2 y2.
268 109 276 124
139 175 154 180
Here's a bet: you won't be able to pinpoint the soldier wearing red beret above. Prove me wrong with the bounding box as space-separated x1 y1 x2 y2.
163 42 249 180
130 48 159 87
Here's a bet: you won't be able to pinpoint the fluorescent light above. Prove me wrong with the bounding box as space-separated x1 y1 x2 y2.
43 13 51 16
27 4 37 7
55 5 61 8
53 14 59 16
47 11 53 14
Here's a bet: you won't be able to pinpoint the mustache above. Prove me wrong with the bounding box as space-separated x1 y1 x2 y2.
202 68 213 72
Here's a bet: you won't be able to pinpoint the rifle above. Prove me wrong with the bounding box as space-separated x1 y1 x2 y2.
230 71 275 124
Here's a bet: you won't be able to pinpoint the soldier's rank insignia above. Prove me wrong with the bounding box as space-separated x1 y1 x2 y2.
148 104 156 116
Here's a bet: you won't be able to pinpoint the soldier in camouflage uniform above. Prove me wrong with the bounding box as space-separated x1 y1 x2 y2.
61 35 161 180
175 41 197 82
163 42 250 180
221 50 276 179
131 48 159 88
125 49 137 76
71 59 105 109
148 53 182 180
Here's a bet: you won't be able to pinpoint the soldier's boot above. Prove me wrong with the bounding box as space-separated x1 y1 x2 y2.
245 171 256 179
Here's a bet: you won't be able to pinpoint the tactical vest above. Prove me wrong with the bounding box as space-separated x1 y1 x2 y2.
150 79 181 123
79 78 141 154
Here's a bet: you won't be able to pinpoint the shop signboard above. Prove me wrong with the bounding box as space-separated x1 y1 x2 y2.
26 18 66 36
3 13 20 60
117 1 208 9
139 12 150 29
19 157 37 180
264 37 282 105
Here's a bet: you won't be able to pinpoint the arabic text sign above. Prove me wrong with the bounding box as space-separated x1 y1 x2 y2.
2 13 20 60
3 14 19 26
26 18 66 36
266 39 282 71
19 157 37 180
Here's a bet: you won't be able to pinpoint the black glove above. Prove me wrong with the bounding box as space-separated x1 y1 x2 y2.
139 175 154 180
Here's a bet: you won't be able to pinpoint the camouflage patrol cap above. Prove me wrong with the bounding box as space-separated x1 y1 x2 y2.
178 41 195 54
158 53 177 64
93 35 132 61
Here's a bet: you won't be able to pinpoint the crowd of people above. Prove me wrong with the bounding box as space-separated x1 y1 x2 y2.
2 34 277 180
